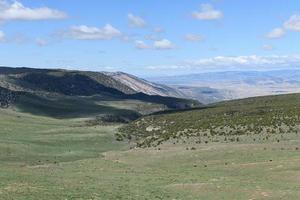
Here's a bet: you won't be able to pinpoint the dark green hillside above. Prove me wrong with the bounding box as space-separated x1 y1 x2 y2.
14 93 141 119
0 87 141 119
0 66 135 94
0 67 134 94
126 92 200 109
0 66 55 74
120 93 300 147
20 72 125 96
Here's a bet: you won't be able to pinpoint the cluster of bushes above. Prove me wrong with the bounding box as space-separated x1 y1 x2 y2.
86 113 141 127
0 87 18 108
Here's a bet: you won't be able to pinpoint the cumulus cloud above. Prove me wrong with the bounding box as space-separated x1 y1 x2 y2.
0 30 5 42
67 24 122 40
153 39 175 50
284 14 300 31
262 44 274 51
266 28 285 39
135 40 150 49
128 13 146 27
192 4 223 20
185 33 204 42
0 0 67 21
146 55 300 71
134 39 175 50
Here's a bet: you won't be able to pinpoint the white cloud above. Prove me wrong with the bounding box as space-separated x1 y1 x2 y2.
192 4 223 20
188 55 280 66
146 55 300 71
0 0 66 21
0 30 5 42
135 40 150 49
187 55 300 70
266 28 285 39
284 14 300 31
35 38 48 46
128 13 146 27
185 33 204 42
135 39 175 50
262 44 274 51
68 24 122 40
154 39 175 50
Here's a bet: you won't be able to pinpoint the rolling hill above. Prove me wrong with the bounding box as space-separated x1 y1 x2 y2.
120 93 300 147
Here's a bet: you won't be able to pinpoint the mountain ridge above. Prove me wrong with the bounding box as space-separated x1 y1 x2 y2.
0 66 200 120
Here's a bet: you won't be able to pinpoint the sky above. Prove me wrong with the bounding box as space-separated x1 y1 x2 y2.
0 0 299 77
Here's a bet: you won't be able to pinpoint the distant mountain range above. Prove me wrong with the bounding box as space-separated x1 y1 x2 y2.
148 70 300 102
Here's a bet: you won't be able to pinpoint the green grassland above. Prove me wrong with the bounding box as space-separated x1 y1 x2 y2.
0 107 299 199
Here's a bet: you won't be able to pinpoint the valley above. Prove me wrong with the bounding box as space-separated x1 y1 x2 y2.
0 67 299 199
0 108 299 199
1 1 299 199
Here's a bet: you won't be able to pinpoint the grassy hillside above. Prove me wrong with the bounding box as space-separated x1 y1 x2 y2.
0 108 299 199
15 93 146 119
0 109 125 164
0 86 166 120
120 93 300 147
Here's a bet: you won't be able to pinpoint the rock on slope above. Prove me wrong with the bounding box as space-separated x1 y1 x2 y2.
104 72 184 97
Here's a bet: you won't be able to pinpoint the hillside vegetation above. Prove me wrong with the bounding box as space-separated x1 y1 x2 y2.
0 86 18 107
120 93 300 147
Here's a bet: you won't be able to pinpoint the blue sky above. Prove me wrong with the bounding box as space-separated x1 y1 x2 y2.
0 0 299 76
